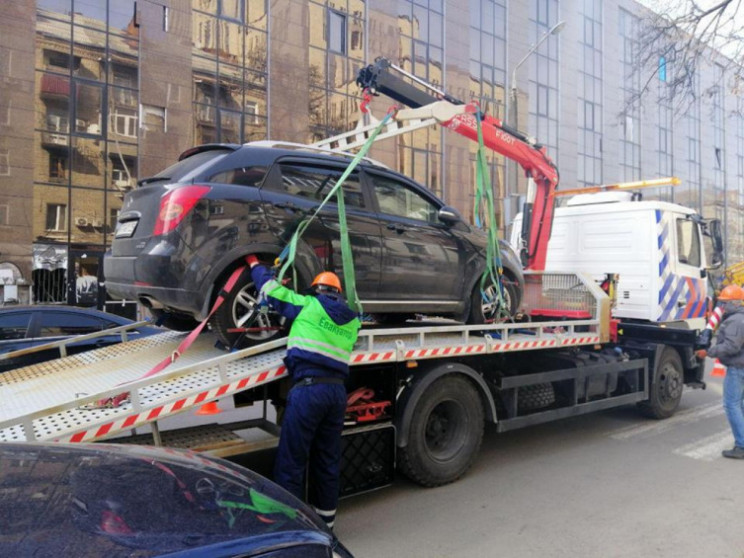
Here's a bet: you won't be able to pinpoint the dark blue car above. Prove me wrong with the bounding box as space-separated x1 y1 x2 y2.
0 442 354 557
0 305 162 372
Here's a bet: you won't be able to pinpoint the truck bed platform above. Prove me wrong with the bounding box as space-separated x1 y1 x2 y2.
1 273 607 445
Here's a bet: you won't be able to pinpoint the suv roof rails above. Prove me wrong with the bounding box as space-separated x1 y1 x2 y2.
244 140 389 169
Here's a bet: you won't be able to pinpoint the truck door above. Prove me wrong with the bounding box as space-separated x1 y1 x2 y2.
659 215 707 321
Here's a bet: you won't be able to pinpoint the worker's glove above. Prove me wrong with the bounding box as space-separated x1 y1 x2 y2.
695 349 708 360
696 329 712 349
246 255 260 268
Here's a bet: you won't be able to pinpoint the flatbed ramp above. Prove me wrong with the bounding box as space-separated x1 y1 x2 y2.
0 273 607 446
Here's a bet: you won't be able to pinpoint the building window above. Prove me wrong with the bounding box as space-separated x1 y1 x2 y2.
110 110 138 137
142 104 167 133
328 11 347 54
45 203 67 231
619 8 640 181
49 154 67 181
245 100 259 124
528 0 560 162
578 0 603 187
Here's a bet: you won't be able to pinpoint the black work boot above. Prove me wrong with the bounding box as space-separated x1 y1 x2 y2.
721 446 744 459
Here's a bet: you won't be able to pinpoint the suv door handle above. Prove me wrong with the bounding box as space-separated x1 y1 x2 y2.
386 223 408 234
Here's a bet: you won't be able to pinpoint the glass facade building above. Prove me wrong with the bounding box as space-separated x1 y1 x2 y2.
0 0 742 309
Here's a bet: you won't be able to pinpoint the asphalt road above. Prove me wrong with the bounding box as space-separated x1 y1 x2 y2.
336 374 744 558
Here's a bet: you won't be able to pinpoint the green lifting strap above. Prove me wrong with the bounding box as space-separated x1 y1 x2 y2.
277 111 394 314
473 110 509 321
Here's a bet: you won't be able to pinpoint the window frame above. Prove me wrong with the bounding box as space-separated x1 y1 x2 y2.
328 10 347 55
365 170 442 225
676 217 701 268
271 161 368 210
45 203 67 231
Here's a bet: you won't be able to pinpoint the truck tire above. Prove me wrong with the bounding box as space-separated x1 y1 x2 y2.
638 346 684 419
210 266 286 349
518 382 556 411
398 375 484 487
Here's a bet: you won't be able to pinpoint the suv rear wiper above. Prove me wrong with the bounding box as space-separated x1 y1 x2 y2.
137 176 172 187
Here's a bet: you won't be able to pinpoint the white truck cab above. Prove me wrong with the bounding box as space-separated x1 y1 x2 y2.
510 191 723 327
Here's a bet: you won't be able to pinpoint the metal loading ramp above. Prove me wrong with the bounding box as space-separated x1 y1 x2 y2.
0 272 607 445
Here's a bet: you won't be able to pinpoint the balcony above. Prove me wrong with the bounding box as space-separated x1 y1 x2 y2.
41 132 68 148
40 74 71 98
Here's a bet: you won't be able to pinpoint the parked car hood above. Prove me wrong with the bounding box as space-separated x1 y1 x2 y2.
0 442 339 557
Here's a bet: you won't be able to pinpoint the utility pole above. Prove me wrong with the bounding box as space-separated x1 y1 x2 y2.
505 20 565 224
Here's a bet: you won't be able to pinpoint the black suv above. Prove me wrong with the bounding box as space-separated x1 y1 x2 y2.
104 143 523 347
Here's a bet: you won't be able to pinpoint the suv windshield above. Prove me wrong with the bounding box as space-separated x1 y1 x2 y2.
149 148 234 184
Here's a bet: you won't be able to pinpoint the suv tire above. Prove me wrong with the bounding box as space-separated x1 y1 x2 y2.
210 267 286 349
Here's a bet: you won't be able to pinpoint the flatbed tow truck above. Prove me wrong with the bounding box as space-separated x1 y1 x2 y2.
0 59 722 495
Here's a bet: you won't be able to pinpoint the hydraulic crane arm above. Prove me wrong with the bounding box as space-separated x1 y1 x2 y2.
356 58 560 271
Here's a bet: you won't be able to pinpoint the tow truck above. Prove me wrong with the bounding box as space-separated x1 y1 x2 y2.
0 58 724 495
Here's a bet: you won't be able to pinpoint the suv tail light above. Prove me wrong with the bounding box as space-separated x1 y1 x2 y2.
153 185 211 235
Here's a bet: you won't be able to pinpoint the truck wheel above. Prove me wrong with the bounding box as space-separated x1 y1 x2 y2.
210 267 286 349
398 376 484 487
638 346 684 419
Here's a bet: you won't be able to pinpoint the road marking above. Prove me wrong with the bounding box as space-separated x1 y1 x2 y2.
673 430 732 461
609 401 723 441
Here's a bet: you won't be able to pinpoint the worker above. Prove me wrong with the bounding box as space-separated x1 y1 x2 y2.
246 255 360 528
696 284 744 459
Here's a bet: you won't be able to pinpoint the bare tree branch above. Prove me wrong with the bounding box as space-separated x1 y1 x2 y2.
630 0 743 116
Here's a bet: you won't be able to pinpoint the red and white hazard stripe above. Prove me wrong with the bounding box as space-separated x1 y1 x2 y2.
351 351 396 364
59 364 288 443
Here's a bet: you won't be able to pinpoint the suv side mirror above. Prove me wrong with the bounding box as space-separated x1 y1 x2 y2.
438 206 462 226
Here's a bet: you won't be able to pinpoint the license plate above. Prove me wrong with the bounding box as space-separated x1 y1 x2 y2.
115 220 138 238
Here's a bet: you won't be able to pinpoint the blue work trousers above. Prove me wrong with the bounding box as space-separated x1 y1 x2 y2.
274 381 346 526
723 366 744 448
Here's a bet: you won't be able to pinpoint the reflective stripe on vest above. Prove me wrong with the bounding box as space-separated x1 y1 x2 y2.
287 337 351 364
288 298 359 362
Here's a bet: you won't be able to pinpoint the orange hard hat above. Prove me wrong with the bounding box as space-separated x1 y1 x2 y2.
312 271 342 293
718 284 744 301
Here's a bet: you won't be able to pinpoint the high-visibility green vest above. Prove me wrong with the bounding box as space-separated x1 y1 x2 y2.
262 279 360 365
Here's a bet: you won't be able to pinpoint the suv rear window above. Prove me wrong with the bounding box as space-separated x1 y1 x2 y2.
208 166 268 187
151 149 234 183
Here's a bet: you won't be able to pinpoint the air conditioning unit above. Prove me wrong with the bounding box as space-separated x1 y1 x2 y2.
76 217 89 227
87 123 101 134
114 179 131 189
93 219 104 228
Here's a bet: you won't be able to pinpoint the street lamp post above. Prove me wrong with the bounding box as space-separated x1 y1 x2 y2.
504 20 565 223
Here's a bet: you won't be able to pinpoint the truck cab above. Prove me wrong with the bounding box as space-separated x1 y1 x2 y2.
510 191 723 328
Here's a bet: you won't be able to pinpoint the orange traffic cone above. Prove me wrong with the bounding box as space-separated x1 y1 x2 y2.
711 359 727 377
195 401 223 415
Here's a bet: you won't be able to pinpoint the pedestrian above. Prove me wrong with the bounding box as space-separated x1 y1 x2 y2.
696 284 744 459
246 255 360 528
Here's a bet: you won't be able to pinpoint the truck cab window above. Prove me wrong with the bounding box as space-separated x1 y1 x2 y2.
676 218 701 267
